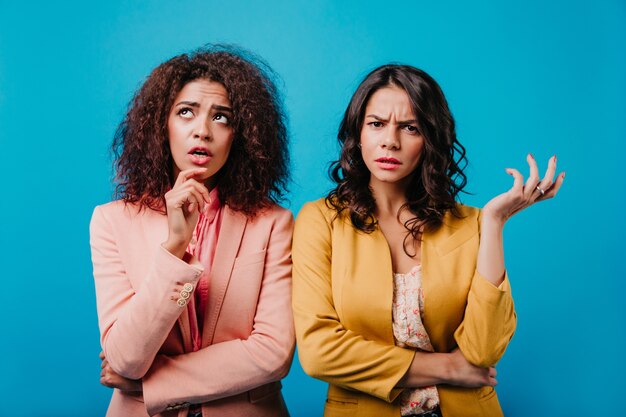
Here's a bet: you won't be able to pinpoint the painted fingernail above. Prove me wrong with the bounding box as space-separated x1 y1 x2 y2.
553 154 557 162
529 153 534 160
562 172 566 179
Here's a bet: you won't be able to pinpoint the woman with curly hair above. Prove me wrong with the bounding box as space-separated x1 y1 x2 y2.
292 64 564 417
90 46 294 417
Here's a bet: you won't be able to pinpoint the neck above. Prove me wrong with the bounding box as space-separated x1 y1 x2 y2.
204 178 217 191
370 177 408 217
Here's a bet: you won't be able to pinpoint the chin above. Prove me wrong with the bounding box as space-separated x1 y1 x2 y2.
374 174 401 182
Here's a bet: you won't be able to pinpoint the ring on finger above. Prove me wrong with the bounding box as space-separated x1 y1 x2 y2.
535 185 545 196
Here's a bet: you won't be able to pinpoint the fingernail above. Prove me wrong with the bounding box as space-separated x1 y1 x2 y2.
553 154 557 162
529 153 534 160
562 172 566 179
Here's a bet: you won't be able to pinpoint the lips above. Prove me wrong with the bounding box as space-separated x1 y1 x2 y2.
375 157 401 164
375 157 401 170
188 147 213 165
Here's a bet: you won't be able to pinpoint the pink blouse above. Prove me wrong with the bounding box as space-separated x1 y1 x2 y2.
392 265 440 415
186 187 222 352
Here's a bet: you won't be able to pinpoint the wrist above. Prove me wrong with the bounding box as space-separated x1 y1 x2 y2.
481 209 507 229
426 352 454 385
442 352 455 385
162 238 188 259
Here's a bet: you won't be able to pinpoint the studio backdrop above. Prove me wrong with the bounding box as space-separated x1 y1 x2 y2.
0 1 624 416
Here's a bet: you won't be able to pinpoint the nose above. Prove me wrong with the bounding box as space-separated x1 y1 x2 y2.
193 116 212 141
380 128 400 150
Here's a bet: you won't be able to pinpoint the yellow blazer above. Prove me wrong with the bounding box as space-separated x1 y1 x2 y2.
292 199 516 417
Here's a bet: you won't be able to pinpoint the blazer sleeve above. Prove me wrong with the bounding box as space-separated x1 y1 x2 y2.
292 201 414 403
453 210 517 368
90 205 203 379
141 209 295 416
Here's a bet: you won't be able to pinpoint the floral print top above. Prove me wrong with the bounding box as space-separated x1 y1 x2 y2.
392 265 440 415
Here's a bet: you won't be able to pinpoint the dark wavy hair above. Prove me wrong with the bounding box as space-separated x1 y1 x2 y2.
112 44 289 216
327 64 468 247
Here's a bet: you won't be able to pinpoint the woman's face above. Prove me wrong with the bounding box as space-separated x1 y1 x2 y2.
167 79 234 188
359 85 425 190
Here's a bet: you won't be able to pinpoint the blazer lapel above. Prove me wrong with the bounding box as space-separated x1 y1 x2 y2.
201 206 247 346
420 226 443 350
341 222 396 345
367 228 396 345
421 212 478 351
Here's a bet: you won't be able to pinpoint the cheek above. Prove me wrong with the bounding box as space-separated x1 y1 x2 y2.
359 136 375 158
410 140 425 159
167 121 185 150
215 134 235 163
167 133 184 157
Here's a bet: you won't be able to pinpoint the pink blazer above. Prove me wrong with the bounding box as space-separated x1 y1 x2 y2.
90 200 295 417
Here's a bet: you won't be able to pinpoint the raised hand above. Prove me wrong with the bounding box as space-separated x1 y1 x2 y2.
483 154 565 224
162 168 211 259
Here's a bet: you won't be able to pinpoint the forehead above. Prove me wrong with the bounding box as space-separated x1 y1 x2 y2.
174 79 230 104
365 85 413 115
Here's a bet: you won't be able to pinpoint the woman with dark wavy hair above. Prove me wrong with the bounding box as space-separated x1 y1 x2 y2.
293 64 564 417
90 45 294 417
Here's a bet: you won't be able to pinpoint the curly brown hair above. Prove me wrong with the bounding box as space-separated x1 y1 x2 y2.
327 64 468 248
112 44 289 216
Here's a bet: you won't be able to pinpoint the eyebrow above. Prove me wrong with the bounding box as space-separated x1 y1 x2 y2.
212 104 234 113
365 114 418 125
175 101 234 113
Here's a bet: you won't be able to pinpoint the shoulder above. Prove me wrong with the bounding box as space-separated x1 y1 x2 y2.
90 199 160 232
242 203 294 228
296 198 336 225
264 203 294 221
92 199 141 222
424 204 481 244
445 204 481 225
92 199 131 217
293 198 342 246
91 200 126 227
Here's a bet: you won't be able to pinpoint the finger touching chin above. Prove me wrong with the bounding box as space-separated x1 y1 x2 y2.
100 376 111 388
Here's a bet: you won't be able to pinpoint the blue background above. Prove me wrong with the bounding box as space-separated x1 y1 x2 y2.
1 1 624 416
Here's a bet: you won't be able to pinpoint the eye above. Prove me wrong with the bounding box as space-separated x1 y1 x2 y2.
213 113 230 125
368 121 384 128
177 107 194 119
403 125 420 135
